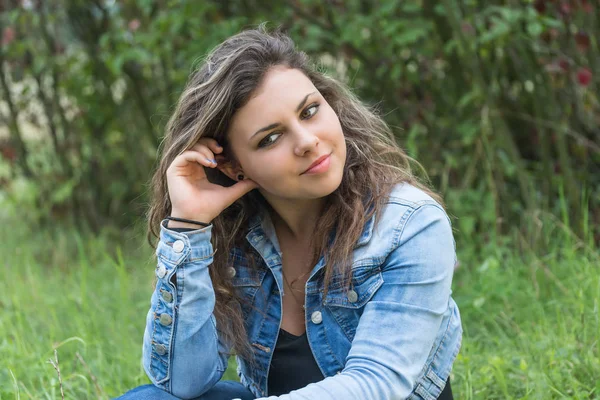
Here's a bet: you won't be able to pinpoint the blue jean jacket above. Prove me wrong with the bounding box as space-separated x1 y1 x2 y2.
142 183 462 400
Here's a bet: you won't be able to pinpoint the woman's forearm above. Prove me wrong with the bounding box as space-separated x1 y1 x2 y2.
142 221 229 399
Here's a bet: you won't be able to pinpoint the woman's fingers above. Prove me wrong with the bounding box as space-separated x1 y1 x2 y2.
195 138 223 156
170 150 211 171
191 144 218 167
203 138 223 154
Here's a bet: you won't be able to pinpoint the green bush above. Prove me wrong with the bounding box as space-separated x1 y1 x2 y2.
0 1 598 249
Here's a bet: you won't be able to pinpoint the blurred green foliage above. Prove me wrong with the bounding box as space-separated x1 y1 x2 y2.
0 0 598 250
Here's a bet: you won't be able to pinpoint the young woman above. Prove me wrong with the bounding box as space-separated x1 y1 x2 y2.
117 26 461 400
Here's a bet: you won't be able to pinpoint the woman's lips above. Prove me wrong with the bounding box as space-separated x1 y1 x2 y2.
302 153 331 175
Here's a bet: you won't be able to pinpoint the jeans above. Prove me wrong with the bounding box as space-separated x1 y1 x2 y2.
116 378 452 399
114 381 255 400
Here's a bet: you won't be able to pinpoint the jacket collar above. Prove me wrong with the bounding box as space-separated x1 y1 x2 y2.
244 209 376 285
356 212 375 246
245 207 376 256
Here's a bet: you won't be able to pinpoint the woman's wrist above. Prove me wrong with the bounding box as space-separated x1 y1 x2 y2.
167 212 213 229
167 219 203 230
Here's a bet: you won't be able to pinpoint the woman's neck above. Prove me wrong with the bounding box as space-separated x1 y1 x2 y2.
266 197 326 243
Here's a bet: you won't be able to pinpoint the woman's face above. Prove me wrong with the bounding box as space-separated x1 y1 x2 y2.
223 67 347 202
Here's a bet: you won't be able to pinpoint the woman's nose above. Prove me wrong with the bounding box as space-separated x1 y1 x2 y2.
293 126 319 157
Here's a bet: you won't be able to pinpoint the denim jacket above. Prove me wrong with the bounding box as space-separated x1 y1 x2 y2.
142 183 462 400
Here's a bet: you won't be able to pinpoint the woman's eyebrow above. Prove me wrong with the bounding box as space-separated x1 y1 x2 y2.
249 91 318 140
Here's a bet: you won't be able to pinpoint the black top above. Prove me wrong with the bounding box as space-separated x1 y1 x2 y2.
267 329 324 396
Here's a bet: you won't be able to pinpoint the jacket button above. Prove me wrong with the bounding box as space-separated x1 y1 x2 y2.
311 311 323 324
173 240 185 253
161 290 173 303
155 344 167 355
227 267 237 278
159 313 172 326
156 265 167 279
347 290 358 303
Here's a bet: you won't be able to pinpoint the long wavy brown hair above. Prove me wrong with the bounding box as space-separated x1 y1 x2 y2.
147 24 442 360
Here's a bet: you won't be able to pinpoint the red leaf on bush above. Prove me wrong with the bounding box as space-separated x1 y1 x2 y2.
128 19 141 32
576 67 592 86
545 58 568 74
0 144 16 162
2 27 15 46
541 28 560 43
461 22 475 36
581 0 593 13
559 2 571 16
558 58 570 72
575 31 590 52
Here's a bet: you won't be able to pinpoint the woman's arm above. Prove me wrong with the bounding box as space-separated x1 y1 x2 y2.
142 220 229 399
257 203 459 400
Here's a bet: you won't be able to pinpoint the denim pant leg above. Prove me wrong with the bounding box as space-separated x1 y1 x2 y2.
114 381 255 400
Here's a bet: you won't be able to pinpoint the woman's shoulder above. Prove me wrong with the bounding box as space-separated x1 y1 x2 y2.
385 182 443 209
373 182 451 242
354 182 454 265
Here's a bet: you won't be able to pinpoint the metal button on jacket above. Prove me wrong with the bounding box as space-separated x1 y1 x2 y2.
156 265 167 279
155 344 167 355
161 290 173 303
173 240 185 253
347 290 358 303
159 313 172 326
311 311 323 324
227 267 236 278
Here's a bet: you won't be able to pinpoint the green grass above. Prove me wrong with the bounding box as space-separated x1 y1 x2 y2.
0 217 598 399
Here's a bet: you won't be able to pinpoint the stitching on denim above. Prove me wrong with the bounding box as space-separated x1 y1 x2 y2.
157 252 183 267
165 305 177 388
149 342 170 384
426 368 445 389
250 294 271 392
176 261 185 300
424 302 459 392
321 313 345 368
323 271 383 308
387 195 438 209
415 384 436 400
150 352 169 366
307 261 384 295
210 316 227 372
188 247 216 262
393 203 446 249
391 206 414 249
188 254 214 262
325 303 356 342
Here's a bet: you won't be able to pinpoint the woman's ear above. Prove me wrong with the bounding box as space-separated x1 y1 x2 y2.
215 155 244 181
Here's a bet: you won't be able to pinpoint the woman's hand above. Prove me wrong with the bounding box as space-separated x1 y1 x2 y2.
166 138 258 227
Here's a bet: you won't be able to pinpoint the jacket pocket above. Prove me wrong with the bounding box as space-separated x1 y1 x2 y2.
323 264 383 340
230 263 265 319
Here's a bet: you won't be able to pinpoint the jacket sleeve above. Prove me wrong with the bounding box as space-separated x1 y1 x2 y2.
257 204 458 400
142 219 230 399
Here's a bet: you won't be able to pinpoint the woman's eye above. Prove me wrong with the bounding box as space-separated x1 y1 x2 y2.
301 104 319 119
258 132 282 148
258 104 319 148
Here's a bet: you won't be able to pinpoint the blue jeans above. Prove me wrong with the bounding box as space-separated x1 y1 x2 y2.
114 381 255 400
